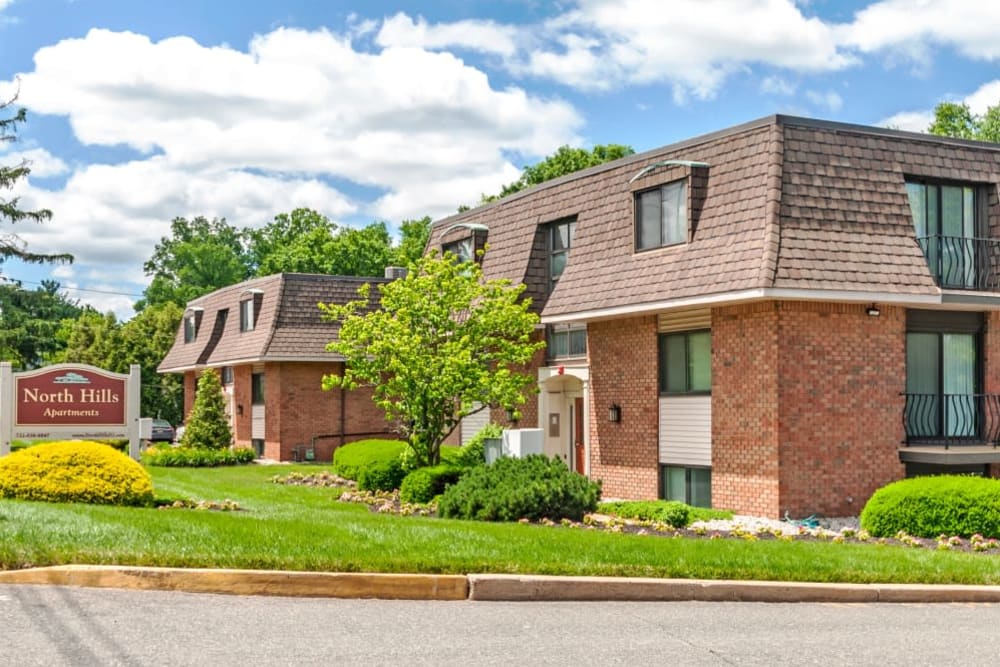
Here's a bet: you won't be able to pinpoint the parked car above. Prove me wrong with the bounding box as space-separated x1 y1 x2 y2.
150 419 175 443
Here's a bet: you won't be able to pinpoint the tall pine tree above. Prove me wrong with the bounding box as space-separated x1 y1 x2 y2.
180 369 233 450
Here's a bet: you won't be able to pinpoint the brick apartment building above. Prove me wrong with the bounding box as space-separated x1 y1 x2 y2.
433 114 1000 518
158 273 396 461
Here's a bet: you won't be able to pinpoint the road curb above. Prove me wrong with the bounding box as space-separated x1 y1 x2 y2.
466 574 1000 603
3 567 1000 603
0 565 468 600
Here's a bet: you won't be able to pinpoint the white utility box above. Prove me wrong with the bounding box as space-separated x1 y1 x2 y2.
501 428 544 458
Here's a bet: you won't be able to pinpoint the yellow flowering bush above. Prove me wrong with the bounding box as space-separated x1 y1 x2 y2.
0 440 154 506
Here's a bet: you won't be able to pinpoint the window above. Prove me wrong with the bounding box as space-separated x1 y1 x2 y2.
548 325 586 359
221 366 234 385
548 219 576 290
443 238 474 263
251 373 265 405
659 330 710 394
183 314 198 343
636 179 687 251
904 311 982 442
906 180 980 288
662 465 711 507
240 298 255 332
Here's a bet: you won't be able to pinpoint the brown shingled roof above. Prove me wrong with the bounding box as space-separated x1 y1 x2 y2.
158 273 388 373
429 114 1000 322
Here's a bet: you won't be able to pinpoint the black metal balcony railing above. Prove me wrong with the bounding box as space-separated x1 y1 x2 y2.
916 235 1000 291
902 393 1000 448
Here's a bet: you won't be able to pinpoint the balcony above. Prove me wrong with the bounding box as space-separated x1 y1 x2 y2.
902 393 1000 449
916 235 1000 291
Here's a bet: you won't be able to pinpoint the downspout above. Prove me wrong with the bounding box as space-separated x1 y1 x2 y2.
340 384 346 448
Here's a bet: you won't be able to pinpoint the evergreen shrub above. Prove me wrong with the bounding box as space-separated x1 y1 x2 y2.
0 440 154 506
860 475 1000 538
180 369 233 450
357 457 407 492
438 454 601 522
332 439 407 480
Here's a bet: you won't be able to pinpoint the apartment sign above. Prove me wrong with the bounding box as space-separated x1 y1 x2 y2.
16 368 126 425
0 363 141 459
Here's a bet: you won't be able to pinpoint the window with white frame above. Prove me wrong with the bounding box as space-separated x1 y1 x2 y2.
240 298 255 332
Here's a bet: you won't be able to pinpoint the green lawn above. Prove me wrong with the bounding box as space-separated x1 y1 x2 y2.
0 463 997 585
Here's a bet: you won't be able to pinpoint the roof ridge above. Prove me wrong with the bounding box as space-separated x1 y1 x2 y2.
757 122 784 288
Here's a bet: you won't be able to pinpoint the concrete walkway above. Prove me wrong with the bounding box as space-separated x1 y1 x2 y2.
2 565 1000 603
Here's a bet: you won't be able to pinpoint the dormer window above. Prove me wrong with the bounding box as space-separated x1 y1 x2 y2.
443 237 474 263
548 218 576 292
635 179 687 251
906 179 983 290
183 307 203 343
240 288 263 332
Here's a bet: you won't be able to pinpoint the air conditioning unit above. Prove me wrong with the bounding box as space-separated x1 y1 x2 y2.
501 428 544 459
384 266 408 280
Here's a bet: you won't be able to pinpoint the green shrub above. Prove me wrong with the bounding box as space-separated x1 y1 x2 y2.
180 369 233 450
0 440 154 506
687 506 735 523
400 464 465 504
860 475 1000 538
141 445 256 468
598 500 690 527
453 423 502 468
438 454 601 522
333 439 407 480
357 457 407 492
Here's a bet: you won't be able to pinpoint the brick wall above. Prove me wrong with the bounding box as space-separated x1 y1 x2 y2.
775 302 905 517
985 312 1000 480
712 303 781 516
587 315 659 499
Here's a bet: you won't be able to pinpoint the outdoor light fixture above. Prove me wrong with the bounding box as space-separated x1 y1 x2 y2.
505 407 520 424
237 404 244 416
608 404 622 423
866 304 881 317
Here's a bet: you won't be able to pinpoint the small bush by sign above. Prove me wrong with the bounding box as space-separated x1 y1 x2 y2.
860 475 1000 538
0 440 154 506
399 464 465 504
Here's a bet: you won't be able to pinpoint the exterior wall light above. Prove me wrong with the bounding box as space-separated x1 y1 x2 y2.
866 304 881 317
505 407 520 424
608 404 622 423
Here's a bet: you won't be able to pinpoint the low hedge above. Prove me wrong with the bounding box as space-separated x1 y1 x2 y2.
597 500 734 527
142 445 257 468
399 464 465 504
357 458 407 492
438 454 601 522
0 440 154 506
333 439 407 480
860 475 1000 538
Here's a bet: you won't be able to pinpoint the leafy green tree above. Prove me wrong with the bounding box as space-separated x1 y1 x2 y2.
180 368 232 450
394 216 432 267
138 216 250 310
321 251 545 467
1 95 73 269
247 208 338 276
0 280 83 368
117 302 184 424
326 222 394 276
928 101 1000 142
481 144 635 203
50 309 120 367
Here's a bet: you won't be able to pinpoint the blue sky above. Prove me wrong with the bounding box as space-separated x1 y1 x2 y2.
1 0 999 318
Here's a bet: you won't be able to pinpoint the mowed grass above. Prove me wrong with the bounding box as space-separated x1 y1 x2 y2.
0 463 998 585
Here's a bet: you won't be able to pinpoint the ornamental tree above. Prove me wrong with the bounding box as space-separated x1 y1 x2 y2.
180 369 232 450
321 251 544 467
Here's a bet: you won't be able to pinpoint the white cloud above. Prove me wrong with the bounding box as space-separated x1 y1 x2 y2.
519 0 854 97
964 80 1000 114
878 110 933 132
376 12 520 57
876 79 1000 132
3 147 68 177
760 76 795 96
842 0 1000 63
3 25 582 318
805 89 843 112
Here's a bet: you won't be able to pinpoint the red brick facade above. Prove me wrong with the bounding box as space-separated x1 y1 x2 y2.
586 315 660 500
183 362 394 462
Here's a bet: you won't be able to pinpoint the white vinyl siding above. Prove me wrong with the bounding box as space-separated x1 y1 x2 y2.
252 404 265 440
460 403 489 445
659 395 711 466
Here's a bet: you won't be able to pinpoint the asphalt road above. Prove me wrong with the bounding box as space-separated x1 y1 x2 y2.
3 584 1000 666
